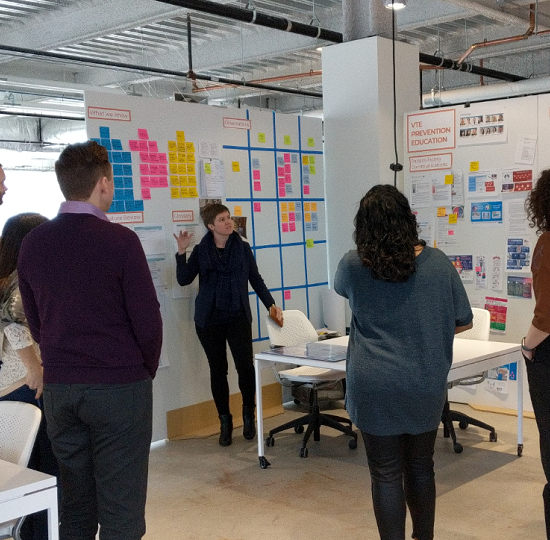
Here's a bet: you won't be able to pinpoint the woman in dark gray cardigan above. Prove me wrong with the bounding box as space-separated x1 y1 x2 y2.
174 203 282 446
335 185 472 540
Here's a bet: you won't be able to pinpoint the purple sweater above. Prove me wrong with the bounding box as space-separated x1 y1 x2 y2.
18 206 163 384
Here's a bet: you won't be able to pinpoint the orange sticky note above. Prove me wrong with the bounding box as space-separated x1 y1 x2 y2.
311 203 317 212
302 156 309 165
281 203 288 212
234 206 242 216
281 213 289 223
289 202 295 211
305 213 311 222
304 203 311 211
437 207 447 217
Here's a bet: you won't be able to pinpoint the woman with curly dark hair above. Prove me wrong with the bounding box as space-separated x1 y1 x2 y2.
335 184 473 540
522 169 550 539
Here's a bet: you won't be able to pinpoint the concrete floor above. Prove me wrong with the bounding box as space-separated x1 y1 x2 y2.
145 403 546 540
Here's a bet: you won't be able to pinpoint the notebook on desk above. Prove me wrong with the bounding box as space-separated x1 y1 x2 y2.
265 341 348 362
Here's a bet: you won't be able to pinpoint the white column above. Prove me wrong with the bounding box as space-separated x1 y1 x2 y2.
322 36 420 284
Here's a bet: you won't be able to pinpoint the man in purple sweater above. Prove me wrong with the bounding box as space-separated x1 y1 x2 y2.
18 140 163 540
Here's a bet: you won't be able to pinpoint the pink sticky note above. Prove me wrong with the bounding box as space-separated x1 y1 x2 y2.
149 164 160 175
254 202 261 212
279 188 286 197
289 212 295 221
141 188 151 199
284 163 291 173
284 153 290 163
148 141 158 152
139 164 150 175
158 153 168 163
149 153 159 163
253 181 261 192
253 170 261 180
303 185 310 194
138 140 148 151
150 176 159 187
158 176 168 187
284 290 291 300
139 152 149 162
129 140 139 151
278 178 286 186
282 223 289 233
289 222 296 232
278 167 285 176
140 176 151 187
285 174 291 183
138 128 149 140
159 164 168 175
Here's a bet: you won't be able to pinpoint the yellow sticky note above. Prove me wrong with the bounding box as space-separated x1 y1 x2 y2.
177 153 186 163
169 164 178 174
170 175 180 186
176 130 185 142
311 203 317 212
448 213 458 224
282 213 289 223
179 176 188 186
187 164 196 175
258 133 266 143
204 163 212 174
232 162 240 172
188 187 198 198
281 203 288 212
289 202 295 211
302 156 309 165
187 176 197 186
306 239 314 248
284 135 291 145
470 161 479 172
444 174 454 184
186 142 195 152
180 187 189 198
309 156 315 165
186 153 196 163
437 207 447 217
305 213 311 222
307 137 315 147
304 203 311 211
168 152 177 163
168 141 177 151
177 142 186 152
170 187 180 198
309 165 316 175
234 206 242 216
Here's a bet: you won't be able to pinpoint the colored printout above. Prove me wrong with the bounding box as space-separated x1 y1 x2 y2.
414 210 435 247
447 255 473 281
501 169 533 193
475 254 488 290
485 296 507 334
458 106 507 146
470 201 503 224
507 276 532 299
506 237 531 272
467 171 499 198
491 256 503 292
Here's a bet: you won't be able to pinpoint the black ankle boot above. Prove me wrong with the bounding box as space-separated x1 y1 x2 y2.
242 405 256 440
219 414 233 447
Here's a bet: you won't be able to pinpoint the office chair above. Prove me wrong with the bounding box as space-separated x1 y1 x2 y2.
0 401 42 540
265 310 357 458
442 307 496 453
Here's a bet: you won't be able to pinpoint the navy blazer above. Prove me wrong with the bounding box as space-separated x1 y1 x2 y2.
175 232 275 328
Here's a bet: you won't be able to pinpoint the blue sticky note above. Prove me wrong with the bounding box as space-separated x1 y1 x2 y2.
123 164 132 175
114 189 124 201
134 200 144 211
123 177 133 188
124 189 133 200
101 139 112 150
99 127 110 138
303 175 310 185
125 200 135 211
291 154 298 163
121 152 131 163
111 139 123 150
312 222 318 231
112 152 123 163
295 212 302 221
115 201 125 212
302 165 309 174
112 164 123 176
114 177 124 188
311 212 318 222
295 202 302 211
305 222 312 232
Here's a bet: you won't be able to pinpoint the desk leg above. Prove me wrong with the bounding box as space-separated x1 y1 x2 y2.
517 354 524 457
254 358 270 469
46 487 59 540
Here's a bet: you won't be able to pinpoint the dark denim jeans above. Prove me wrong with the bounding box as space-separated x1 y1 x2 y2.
361 429 438 540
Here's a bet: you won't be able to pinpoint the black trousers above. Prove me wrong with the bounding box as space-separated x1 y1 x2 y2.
196 314 255 415
361 429 438 540
525 336 550 539
43 378 152 540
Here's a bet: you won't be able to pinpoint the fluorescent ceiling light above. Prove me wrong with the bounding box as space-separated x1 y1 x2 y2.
384 0 407 9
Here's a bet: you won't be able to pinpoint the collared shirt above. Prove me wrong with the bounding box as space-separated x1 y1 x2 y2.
58 201 109 221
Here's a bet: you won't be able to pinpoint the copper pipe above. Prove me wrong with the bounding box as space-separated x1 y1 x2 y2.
458 3 535 64
193 70 322 93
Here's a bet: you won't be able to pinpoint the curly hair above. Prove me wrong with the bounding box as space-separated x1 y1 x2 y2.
354 184 425 283
526 169 550 234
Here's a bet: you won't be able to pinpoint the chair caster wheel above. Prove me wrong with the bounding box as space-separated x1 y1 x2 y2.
518 444 523 457
453 443 463 454
294 425 304 434
459 421 468 430
266 436 275 447
489 432 497 442
349 438 357 450
300 447 308 458
259 456 270 469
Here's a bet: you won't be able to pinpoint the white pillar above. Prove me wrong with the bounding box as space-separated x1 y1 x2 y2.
322 36 420 284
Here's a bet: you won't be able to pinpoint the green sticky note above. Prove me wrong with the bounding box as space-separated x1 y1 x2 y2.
284 135 291 145
306 239 314 248
307 137 315 147
204 163 211 174
258 133 266 143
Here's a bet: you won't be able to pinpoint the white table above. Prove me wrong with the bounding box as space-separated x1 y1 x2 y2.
0 459 59 539
254 336 522 468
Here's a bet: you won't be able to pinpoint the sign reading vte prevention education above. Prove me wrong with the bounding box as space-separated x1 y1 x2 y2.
407 109 455 153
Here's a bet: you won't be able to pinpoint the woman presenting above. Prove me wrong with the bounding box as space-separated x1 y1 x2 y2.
174 203 282 447
335 185 472 540
523 169 550 539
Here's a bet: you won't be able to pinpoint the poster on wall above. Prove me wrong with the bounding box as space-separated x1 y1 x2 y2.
470 201 503 224
485 296 508 334
501 169 533 193
410 171 452 209
491 256 503 291
507 275 532 298
506 237 531 272
407 109 455 154
447 255 473 281
475 254 488 289
467 170 499 198
514 135 537 165
458 107 507 146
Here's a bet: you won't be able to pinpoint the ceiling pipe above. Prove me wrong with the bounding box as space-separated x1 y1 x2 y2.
0 44 323 99
458 3 535 64
153 0 343 43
